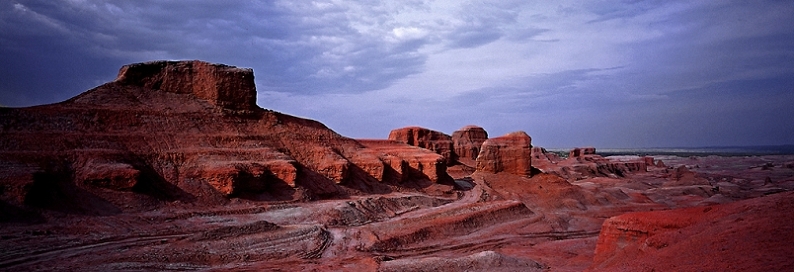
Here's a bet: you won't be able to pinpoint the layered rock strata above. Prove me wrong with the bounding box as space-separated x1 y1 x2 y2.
589 191 794 271
357 140 450 183
115 60 257 111
451 125 488 161
559 155 647 179
530 146 559 172
0 60 447 209
569 147 596 158
388 127 456 165
475 131 532 176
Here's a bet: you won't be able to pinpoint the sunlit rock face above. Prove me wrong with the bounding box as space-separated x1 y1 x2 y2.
357 139 450 184
569 146 596 158
452 125 488 161
475 131 532 176
388 126 456 166
2 60 793 272
0 60 455 207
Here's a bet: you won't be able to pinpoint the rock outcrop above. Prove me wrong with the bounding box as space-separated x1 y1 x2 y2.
558 155 647 179
451 125 488 161
183 159 299 197
662 165 708 186
0 60 455 212
569 147 596 158
528 148 650 179
114 60 257 111
642 156 654 166
530 146 559 172
357 140 451 183
589 191 794 271
475 131 532 176
655 160 666 168
388 127 456 165
75 160 140 190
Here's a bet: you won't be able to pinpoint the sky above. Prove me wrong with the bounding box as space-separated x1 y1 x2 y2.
1 0 793 148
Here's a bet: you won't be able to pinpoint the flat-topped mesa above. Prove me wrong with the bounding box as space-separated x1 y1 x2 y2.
114 60 257 111
452 125 488 161
388 126 456 165
475 131 532 176
569 146 596 158
4 60 473 208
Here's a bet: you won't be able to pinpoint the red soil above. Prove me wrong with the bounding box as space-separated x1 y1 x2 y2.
590 191 794 272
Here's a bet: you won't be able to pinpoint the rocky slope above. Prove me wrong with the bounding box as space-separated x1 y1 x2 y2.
388 126 456 165
0 60 450 214
589 191 794 271
531 147 649 180
1 60 793 271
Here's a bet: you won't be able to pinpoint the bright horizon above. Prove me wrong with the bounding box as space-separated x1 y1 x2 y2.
2 1 793 148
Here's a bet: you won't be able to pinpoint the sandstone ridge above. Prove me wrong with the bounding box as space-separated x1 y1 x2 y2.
589 191 794 271
475 131 532 176
388 126 456 165
0 60 453 213
115 60 257 111
3 60 792 271
451 125 488 161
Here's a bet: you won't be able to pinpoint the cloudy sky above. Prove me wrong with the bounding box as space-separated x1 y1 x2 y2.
2 0 793 148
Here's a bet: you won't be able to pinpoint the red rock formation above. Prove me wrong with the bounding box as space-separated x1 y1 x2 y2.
0 60 446 210
475 131 532 176
589 191 794 271
569 147 596 158
75 160 139 190
115 60 257 111
183 159 299 197
388 127 456 165
4 60 794 272
599 159 647 174
357 140 450 183
655 160 666 168
642 156 654 166
451 125 488 161
662 165 708 186
550 151 649 180
530 146 560 172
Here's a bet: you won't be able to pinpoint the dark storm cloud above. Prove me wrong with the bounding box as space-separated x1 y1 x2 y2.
1 0 793 148
0 1 431 106
0 1 120 106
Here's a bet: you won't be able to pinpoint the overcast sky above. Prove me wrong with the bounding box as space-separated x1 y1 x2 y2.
2 1 793 148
